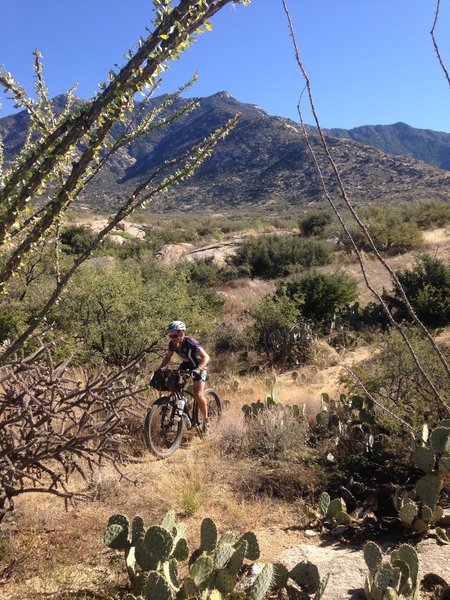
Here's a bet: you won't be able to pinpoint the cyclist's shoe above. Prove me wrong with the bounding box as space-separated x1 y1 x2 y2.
202 417 211 436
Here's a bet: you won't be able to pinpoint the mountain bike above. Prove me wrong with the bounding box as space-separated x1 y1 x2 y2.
145 369 222 458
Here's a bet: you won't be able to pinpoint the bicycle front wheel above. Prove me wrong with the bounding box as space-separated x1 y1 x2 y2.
144 397 184 458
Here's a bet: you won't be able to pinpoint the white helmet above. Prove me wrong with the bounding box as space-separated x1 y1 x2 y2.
167 320 186 333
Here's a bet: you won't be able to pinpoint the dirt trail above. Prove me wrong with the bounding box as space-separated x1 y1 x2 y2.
275 344 375 413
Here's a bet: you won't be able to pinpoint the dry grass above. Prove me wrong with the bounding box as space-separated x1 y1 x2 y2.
0 335 383 599
329 224 450 304
0 380 311 600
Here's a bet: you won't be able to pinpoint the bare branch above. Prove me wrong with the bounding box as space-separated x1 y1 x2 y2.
281 0 450 414
431 0 450 87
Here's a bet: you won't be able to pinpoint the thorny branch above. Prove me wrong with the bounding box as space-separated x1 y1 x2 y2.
431 0 450 87
0 345 147 523
281 0 450 416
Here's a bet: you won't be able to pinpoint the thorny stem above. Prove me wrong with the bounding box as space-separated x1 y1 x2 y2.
344 366 416 434
281 0 450 414
431 0 450 87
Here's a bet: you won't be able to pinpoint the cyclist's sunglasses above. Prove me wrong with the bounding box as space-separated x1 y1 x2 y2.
169 332 181 338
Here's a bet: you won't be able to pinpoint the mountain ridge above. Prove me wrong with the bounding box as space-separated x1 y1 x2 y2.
1 92 450 211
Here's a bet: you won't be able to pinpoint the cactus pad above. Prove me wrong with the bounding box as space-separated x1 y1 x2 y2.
373 563 401 592
421 505 433 523
289 561 320 594
213 569 235 593
249 563 274 600
236 532 260 561
200 517 218 552
214 543 235 569
145 526 173 562
135 539 158 571
334 510 351 525
430 427 450 453
414 446 435 473
163 559 180 591
415 473 442 508
145 571 173 600
131 516 145 545
318 492 330 517
226 541 247 576
327 498 346 518
398 501 418 526
182 576 199 599
190 556 214 587
393 544 418 583
271 563 289 591
104 523 128 550
160 510 176 532
436 527 450 544
172 537 189 561
363 542 383 572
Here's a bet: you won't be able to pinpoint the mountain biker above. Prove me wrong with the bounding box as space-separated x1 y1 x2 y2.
158 320 211 430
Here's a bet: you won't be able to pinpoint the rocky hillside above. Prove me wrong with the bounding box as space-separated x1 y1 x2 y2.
2 92 450 211
326 122 450 170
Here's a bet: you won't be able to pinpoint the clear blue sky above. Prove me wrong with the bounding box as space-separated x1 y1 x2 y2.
1 1 450 131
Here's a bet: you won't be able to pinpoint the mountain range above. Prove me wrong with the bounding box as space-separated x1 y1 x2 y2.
1 92 450 211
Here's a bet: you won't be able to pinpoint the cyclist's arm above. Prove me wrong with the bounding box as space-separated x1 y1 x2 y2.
197 348 210 370
159 351 174 369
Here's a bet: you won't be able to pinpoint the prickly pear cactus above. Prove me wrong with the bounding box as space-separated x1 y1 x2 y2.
316 492 351 527
248 563 274 600
200 517 218 552
396 420 449 536
364 542 419 599
103 512 327 599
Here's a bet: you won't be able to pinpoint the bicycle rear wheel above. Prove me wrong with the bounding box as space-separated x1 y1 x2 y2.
195 389 222 437
144 397 184 458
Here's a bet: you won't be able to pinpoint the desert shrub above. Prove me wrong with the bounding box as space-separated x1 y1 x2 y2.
61 225 96 254
0 299 30 343
222 406 309 461
299 211 332 237
338 205 422 256
51 260 222 364
403 199 450 229
229 234 332 279
214 325 246 354
349 325 450 426
278 271 358 328
185 257 222 287
247 294 310 367
382 254 450 327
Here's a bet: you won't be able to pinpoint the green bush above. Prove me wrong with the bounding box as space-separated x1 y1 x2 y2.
247 294 306 367
229 234 332 279
403 199 450 230
338 206 422 256
349 326 450 426
61 225 96 255
51 260 223 364
299 211 333 237
383 254 450 327
278 271 358 328
185 257 222 287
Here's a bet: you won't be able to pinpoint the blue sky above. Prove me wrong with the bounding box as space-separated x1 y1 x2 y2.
1 1 450 131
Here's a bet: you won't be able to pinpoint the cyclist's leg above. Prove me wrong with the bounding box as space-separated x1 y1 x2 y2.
193 379 208 421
